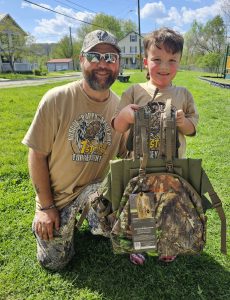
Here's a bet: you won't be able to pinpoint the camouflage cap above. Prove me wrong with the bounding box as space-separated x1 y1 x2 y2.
81 30 121 53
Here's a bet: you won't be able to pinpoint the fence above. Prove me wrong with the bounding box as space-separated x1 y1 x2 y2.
0 62 38 72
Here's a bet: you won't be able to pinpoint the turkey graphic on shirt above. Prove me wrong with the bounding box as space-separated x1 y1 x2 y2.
68 112 112 162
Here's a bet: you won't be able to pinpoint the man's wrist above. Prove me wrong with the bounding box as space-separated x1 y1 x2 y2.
40 203 56 211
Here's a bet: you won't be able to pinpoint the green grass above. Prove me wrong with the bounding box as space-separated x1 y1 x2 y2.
0 71 229 300
0 70 78 80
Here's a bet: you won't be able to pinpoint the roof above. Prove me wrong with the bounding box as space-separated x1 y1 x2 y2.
0 13 27 35
0 13 7 21
118 31 148 42
47 58 73 63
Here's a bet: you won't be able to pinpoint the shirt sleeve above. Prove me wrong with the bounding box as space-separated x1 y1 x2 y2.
22 90 57 154
183 89 199 135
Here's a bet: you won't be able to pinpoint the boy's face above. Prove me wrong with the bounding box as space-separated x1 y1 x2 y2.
144 44 181 89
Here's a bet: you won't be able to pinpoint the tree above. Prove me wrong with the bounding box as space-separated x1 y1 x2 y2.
203 16 226 53
197 52 222 74
52 34 81 70
220 0 230 20
0 16 27 72
76 13 137 44
52 35 74 58
182 16 226 70
182 21 201 66
220 0 230 42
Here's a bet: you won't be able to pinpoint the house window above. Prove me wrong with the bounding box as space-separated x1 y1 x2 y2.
130 35 137 42
130 46 137 54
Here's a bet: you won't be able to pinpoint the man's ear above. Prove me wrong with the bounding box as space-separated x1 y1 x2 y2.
79 55 84 63
143 57 148 68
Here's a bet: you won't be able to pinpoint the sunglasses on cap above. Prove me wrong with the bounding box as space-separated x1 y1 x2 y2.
81 52 120 64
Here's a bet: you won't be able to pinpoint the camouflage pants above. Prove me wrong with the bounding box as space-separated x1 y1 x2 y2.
32 182 111 271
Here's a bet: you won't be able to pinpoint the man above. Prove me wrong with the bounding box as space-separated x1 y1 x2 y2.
22 30 126 271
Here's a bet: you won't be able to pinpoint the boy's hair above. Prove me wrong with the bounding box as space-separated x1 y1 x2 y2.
143 27 184 58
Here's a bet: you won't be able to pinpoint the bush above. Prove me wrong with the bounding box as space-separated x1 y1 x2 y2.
34 69 42 76
16 71 33 74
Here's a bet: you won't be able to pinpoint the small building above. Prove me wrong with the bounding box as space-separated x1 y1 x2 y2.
47 58 74 72
118 31 144 69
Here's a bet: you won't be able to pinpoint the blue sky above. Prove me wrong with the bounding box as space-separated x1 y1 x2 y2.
1 0 224 43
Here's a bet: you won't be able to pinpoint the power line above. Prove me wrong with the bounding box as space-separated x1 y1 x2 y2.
54 0 83 13
53 0 96 15
23 0 102 28
63 0 97 14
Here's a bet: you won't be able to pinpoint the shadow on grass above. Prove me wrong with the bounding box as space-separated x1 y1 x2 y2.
201 75 224 79
57 229 230 300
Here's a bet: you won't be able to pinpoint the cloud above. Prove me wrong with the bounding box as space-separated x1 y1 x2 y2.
21 2 52 12
181 2 221 24
140 1 166 18
28 4 94 42
141 0 222 31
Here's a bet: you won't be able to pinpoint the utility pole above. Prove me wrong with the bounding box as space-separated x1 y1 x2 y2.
137 0 142 71
69 27 75 70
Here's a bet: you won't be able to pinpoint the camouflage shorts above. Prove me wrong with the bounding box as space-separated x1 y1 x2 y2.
32 182 111 271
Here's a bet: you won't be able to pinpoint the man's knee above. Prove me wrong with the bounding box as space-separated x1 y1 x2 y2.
37 253 72 271
36 239 75 271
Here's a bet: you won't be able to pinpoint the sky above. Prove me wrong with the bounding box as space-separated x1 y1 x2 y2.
0 0 225 43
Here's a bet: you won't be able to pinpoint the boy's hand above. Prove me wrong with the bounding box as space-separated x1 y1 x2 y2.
176 109 195 135
176 109 185 127
113 104 139 133
120 104 139 124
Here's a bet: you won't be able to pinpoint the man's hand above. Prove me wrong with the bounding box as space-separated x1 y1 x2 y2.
34 208 60 241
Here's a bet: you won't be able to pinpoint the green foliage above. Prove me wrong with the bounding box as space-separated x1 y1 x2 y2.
0 15 27 71
183 16 227 69
204 16 225 52
196 52 222 73
34 69 42 76
33 69 47 76
52 35 74 58
220 0 230 23
76 13 137 42
0 71 229 300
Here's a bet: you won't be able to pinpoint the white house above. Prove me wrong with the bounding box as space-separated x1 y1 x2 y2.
47 58 74 72
118 31 144 69
0 13 37 73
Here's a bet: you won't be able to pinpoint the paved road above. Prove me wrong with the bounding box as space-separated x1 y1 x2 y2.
0 73 82 88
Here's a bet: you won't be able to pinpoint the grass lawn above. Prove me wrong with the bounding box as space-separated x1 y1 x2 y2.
0 70 78 80
0 70 229 300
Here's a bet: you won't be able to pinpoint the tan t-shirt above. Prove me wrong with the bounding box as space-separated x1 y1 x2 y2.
22 80 125 209
112 82 199 158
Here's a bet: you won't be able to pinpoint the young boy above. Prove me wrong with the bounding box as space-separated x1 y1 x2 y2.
112 27 198 159
112 27 199 264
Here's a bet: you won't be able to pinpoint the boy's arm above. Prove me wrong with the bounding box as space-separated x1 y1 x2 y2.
112 104 139 133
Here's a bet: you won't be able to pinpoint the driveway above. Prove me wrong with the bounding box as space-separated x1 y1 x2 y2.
0 73 82 88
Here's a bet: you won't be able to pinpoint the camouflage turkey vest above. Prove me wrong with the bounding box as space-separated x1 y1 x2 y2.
108 93 227 256
76 90 227 257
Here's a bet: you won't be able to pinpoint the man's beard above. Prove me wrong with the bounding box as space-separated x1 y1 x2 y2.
82 68 118 91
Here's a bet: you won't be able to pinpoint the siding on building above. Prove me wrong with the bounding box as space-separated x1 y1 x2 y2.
47 58 74 72
118 31 144 69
